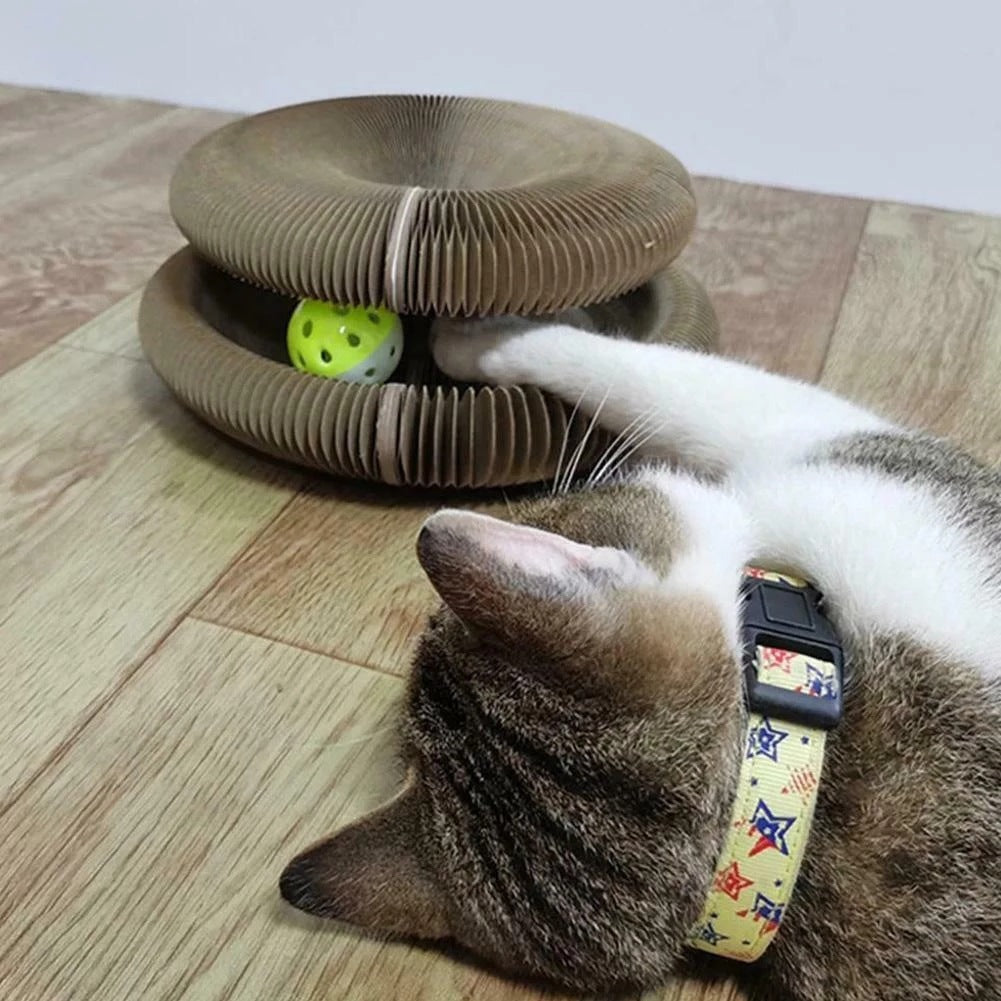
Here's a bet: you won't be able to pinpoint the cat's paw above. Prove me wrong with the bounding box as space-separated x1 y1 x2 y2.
430 315 539 385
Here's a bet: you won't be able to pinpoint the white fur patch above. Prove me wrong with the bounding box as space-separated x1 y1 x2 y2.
638 470 752 650
434 321 889 475
639 463 1001 678
742 466 1001 677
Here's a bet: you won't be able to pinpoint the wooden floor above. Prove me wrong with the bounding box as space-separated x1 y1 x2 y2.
3 84 1001 1001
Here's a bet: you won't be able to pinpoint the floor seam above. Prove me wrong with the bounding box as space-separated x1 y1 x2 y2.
0 486 304 820
188 613 406 681
55 340 147 363
0 282 149 377
815 199 874 383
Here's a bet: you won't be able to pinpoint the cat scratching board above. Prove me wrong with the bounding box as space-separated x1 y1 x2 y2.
140 95 718 488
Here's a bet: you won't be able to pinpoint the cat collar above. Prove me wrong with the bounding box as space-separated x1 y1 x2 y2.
688 569 845 963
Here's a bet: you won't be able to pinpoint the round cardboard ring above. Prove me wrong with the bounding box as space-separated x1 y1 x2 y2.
170 95 697 317
139 247 718 488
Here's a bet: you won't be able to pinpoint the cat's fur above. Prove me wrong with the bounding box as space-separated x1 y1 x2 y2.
280 316 1001 999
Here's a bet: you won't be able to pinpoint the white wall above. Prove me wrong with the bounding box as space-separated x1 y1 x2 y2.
3 0 1000 214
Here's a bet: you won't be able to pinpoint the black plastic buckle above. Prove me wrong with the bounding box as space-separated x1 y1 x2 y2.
741 575 845 730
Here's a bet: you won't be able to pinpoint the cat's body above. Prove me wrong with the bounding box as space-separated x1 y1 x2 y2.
280 318 1001 1000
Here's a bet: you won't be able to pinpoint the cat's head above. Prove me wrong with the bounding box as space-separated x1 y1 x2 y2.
280 480 746 991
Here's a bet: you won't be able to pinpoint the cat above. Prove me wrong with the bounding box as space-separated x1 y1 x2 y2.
279 314 1001 1000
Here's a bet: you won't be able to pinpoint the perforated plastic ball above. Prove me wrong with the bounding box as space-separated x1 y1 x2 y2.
287 301 403 383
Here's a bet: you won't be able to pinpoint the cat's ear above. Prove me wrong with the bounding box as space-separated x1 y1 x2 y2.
416 509 641 648
279 781 449 939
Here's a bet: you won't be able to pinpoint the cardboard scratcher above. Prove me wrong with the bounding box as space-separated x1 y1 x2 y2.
142 95 719 488
170 95 698 316
139 248 717 487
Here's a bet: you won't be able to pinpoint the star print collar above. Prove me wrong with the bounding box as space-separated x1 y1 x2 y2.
688 568 846 963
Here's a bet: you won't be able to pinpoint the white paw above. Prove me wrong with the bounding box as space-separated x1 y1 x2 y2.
430 315 538 385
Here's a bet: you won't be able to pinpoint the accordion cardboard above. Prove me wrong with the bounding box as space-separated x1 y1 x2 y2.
142 96 719 487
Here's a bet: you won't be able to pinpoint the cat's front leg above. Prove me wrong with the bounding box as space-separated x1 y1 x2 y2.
430 315 672 471
431 316 891 477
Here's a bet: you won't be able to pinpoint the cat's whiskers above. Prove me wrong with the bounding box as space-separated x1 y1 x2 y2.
587 410 667 487
584 408 659 487
558 388 610 494
594 417 669 485
550 384 591 496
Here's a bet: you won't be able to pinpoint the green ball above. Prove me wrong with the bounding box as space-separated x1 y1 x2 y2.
287 300 403 383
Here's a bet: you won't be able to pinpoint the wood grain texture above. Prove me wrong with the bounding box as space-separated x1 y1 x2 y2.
194 483 435 674
0 104 232 374
686 178 870 377
62 288 145 359
6 85 1001 1001
822 203 1001 461
194 485 513 675
0 618 727 1001
0 338 299 806
0 88 164 186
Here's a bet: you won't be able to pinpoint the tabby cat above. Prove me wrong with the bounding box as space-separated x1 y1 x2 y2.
280 315 1001 1000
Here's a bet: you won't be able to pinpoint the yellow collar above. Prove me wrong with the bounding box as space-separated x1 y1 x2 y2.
688 569 845 963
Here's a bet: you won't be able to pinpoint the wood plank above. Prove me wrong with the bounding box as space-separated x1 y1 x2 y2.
0 339 299 805
0 617 737 1001
822 203 1001 461
194 483 446 675
686 178 870 379
0 104 233 374
61 289 145 359
0 89 165 186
